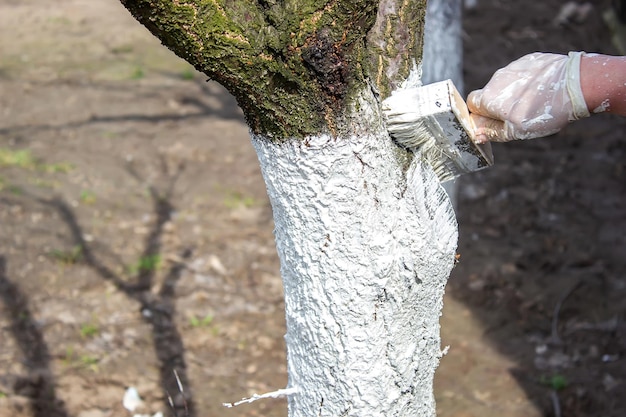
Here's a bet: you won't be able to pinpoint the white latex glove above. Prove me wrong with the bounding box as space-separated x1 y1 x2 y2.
468 52 591 143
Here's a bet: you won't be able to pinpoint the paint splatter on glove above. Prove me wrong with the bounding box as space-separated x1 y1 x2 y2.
468 52 590 143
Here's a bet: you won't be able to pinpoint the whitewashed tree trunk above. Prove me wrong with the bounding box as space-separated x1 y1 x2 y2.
252 89 458 416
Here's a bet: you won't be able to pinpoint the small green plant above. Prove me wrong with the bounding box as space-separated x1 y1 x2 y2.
0 148 35 169
5 184 23 195
189 314 214 328
50 246 83 265
0 148 73 173
80 190 96 204
101 130 119 139
63 347 99 372
180 67 195 80
48 16 71 25
130 66 145 79
79 322 99 339
63 346 75 364
31 177 60 189
80 355 99 369
42 162 73 174
0 176 19 193
223 190 257 209
111 44 134 54
540 374 568 391
0 390 7 398
128 254 162 274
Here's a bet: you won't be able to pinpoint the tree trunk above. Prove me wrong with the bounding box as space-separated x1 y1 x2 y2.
422 0 464 206
119 1 458 415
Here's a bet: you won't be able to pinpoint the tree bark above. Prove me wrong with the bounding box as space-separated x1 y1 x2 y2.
119 1 458 415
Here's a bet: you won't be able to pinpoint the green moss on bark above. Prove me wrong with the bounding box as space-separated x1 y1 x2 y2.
366 0 427 99
119 0 371 137
119 0 424 138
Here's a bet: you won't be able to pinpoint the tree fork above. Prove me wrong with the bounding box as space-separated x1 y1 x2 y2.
120 0 418 138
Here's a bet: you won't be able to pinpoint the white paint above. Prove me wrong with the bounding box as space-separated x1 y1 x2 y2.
251 89 458 416
383 80 493 182
223 387 298 408
123 387 143 412
593 99 611 113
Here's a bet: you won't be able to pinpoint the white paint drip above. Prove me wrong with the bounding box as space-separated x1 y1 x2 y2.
223 387 299 408
123 387 143 412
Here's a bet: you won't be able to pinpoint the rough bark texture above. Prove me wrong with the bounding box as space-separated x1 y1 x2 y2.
119 0 374 137
253 92 456 416
366 0 426 98
119 0 426 138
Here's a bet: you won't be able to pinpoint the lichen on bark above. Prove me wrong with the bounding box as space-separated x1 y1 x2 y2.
120 0 372 137
366 0 427 98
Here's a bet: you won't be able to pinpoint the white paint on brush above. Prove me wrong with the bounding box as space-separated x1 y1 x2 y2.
251 89 457 416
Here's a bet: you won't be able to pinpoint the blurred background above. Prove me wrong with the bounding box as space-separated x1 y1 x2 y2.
0 1 624 416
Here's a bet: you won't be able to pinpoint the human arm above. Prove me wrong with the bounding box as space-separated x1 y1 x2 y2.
468 52 626 144
580 54 626 115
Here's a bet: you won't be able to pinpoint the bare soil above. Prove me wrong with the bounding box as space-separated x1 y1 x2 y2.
0 1 624 417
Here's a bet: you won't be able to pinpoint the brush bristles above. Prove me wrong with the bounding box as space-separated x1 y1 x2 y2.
387 116 460 183
383 81 493 183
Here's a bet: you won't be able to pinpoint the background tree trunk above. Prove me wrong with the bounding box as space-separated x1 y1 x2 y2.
119 1 458 415
422 0 464 206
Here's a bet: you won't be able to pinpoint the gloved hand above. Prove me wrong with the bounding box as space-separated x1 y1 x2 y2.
468 52 591 143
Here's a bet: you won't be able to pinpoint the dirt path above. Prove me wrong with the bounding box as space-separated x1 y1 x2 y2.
0 1 624 417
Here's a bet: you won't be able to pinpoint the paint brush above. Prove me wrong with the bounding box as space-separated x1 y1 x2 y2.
383 79 494 183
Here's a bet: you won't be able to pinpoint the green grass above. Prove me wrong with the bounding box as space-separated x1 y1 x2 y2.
42 161 73 173
100 130 120 139
79 355 99 369
130 66 145 79
80 190 96 204
180 67 195 80
189 314 214 328
50 245 83 265
540 374 568 391
0 176 22 194
111 44 134 54
79 322 99 339
31 177 59 189
63 347 100 372
0 148 73 173
128 254 161 274
0 148 35 169
223 190 257 209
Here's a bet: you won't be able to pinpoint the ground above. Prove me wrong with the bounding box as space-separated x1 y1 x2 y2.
0 0 624 417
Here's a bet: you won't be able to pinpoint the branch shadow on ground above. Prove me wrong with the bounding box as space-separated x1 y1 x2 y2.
38 160 197 417
0 256 69 417
0 78 244 137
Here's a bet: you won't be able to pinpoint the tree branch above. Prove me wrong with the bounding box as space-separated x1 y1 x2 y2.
120 0 381 138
